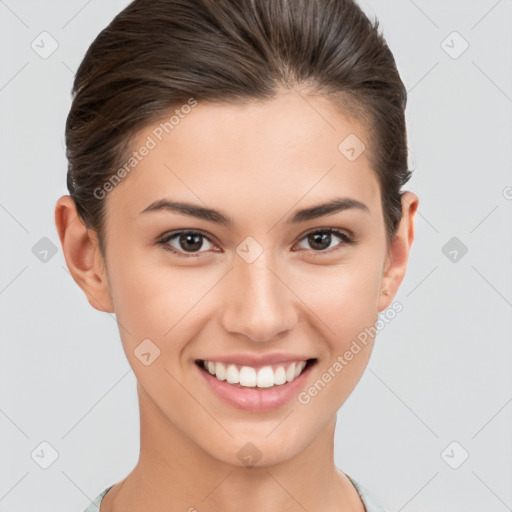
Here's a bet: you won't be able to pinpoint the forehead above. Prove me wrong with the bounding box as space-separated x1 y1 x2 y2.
106 90 381 223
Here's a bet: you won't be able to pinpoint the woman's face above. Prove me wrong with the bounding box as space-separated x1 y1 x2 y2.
91 90 410 466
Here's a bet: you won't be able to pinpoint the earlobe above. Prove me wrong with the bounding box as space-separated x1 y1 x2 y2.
377 191 419 312
54 195 115 313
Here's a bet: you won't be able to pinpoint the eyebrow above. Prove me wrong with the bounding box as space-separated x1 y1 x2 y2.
139 197 370 226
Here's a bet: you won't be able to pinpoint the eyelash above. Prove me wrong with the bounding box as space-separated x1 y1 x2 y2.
155 228 355 259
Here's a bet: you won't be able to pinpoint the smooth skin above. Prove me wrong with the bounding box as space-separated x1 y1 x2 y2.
55 88 418 512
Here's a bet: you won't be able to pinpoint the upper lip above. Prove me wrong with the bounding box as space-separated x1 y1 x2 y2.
196 353 315 367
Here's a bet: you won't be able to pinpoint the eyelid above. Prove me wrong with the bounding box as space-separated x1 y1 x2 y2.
296 226 354 243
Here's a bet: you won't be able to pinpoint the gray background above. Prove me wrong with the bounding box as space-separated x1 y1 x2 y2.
1 1 511 511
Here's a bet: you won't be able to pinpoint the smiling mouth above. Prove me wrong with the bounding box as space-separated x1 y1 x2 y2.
195 358 318 389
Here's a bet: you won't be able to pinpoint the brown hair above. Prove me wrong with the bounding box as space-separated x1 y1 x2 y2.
65 0 413 257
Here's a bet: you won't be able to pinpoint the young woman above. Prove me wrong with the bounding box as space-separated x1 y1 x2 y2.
55 0 418 510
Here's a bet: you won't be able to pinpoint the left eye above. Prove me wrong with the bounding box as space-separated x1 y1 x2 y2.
294 228 353 253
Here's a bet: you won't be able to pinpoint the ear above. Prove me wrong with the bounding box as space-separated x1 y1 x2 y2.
54 195 114 313
377 191 419 312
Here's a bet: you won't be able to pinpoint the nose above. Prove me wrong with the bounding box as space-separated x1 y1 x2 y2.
220 250 298 343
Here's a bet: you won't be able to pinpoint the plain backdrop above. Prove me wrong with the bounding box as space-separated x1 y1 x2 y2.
1 1 511 511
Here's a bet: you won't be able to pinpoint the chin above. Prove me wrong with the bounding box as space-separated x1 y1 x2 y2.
200 428 311 469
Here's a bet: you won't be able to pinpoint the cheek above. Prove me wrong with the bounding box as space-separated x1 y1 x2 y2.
107 254 213 353
293 256 383 342
291 264 382 416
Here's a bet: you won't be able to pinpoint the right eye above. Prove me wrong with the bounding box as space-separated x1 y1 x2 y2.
156 230 219 258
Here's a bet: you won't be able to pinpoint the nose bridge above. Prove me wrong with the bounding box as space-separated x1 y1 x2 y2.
221 245 297 342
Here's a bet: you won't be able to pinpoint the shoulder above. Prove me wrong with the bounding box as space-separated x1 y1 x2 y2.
81 485 114 512
345 473 388 512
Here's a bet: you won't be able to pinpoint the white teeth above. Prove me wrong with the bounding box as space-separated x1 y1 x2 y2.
226 364 240 384
286 362 296 382
239 366 257 387
201 359 309 388
215 361 226 381
273 366 287 385
256 366 275 388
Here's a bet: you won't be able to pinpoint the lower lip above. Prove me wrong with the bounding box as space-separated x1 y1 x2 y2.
195 360 317 412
